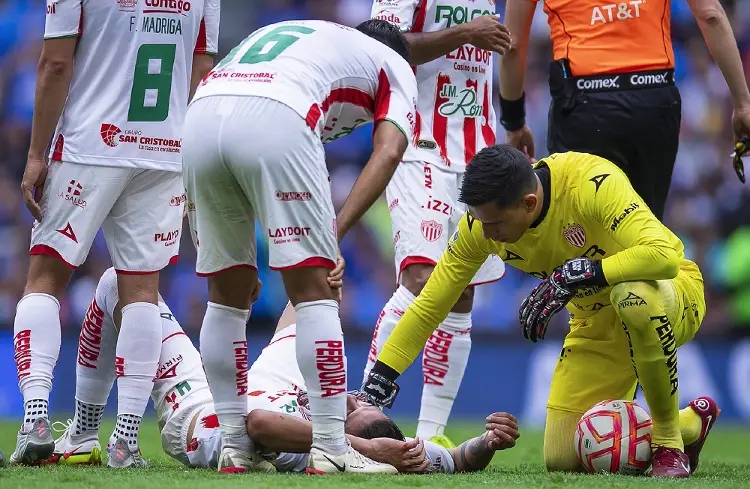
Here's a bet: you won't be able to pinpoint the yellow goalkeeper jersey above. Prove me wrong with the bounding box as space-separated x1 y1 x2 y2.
379 151 704 374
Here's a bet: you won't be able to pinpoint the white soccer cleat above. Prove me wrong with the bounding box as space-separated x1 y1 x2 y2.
306 445 398 474
218 446 276 474
50 419 102 465
106 437 147 468
9 417 55 465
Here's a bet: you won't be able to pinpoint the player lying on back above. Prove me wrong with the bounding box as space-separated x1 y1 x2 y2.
362 145 720 478
241 300 519 473
51 268 520 472
182 18 420 474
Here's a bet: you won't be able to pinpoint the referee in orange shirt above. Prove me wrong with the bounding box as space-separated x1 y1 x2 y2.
499 0 750 220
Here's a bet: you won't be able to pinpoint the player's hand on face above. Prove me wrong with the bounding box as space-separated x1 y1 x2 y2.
484 412 520 450
466 15 511 55
21 157 48 221
505 125 536 160
368 437 429 473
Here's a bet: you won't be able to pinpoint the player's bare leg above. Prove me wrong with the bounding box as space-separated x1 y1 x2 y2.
283 266 395 474
202 266 274 473
105 272 160 468
10 254 71 465
364 262 473 448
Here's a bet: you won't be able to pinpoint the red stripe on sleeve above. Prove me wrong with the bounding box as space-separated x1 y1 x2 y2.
374 69 392 123
194 18 207 54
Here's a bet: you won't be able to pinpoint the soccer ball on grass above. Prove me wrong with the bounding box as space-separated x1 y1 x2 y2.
574 399 652 475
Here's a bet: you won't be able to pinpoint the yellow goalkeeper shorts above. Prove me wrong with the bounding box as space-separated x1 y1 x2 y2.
547 261 705 414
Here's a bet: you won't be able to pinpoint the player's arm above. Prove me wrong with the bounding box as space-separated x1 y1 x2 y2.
247 409 427 472
30 0 81 164
686 0 750 110
334 120 406 241
336 64 418 241
190 0 219 100
450 411 520 472
364 215 489 406
498 0 536 102
584 167 680 284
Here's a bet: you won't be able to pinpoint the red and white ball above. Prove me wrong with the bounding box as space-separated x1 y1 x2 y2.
574 399 653 475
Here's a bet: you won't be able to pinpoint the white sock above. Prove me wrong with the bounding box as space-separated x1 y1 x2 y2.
14 293 62 431
295 300 347 455
110 414 141 450
112 302 161 449
362 285 416 382
200 302 251 451
74 293 118 436
417 312 472 439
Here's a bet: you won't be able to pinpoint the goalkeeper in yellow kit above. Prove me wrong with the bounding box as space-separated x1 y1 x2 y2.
362 145 720 478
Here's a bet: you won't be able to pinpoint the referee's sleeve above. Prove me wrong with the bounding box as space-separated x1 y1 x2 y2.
581 163 681 284
377 214 488 375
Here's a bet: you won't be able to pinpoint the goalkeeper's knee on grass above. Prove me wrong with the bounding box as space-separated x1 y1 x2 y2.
544 409 584 472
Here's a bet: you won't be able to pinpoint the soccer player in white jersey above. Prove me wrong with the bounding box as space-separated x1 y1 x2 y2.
52 268 520 473
363 0 512 448
182 19 419 474
12 0 219 467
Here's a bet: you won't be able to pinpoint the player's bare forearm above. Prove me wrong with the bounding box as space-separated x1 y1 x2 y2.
403 28 471 65
688 0 750 107
29 39 77 160
190 54 214 101
247 410 313 452
335 121 406 241
247 409 375 455
498 0 535 100
452 434 496 472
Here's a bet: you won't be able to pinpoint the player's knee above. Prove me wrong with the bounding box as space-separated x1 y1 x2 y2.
280 266 336 305
246 409 267 442
25 253 73 298
207 266 260 309
610 281 658 326
545 453 583 473
401 263 434 296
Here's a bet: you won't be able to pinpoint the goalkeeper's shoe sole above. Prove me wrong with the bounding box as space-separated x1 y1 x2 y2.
684 396 720 474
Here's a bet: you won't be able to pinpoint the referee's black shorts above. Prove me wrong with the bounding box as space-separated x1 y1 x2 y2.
547 62 681 221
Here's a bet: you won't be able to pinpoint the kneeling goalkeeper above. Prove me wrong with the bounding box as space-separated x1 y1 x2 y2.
363 145 718 478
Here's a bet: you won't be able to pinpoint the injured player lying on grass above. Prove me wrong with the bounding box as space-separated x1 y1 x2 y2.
50 268 519 472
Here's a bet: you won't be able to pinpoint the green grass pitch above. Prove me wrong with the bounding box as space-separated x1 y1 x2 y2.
0 419 749 488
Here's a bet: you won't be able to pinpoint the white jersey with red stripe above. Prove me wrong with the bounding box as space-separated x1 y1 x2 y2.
245 324 455 473
371 0 497 171
192 20 418 145
152 311 212 431
44 0 220 172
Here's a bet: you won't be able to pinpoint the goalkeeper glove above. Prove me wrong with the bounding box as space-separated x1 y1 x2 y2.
519 258 607 342
361 364 401 408
731 138 748 183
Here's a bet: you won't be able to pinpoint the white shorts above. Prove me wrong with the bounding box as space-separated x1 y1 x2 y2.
182 96 338 276
161 401 222 469
30 160 183 272
387 161 505 286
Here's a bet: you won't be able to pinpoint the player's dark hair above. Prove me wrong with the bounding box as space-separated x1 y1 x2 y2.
356 19 411 63
354 418 406 441
459 144 538 209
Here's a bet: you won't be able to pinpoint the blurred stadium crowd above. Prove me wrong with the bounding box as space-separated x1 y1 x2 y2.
0 0 748 337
